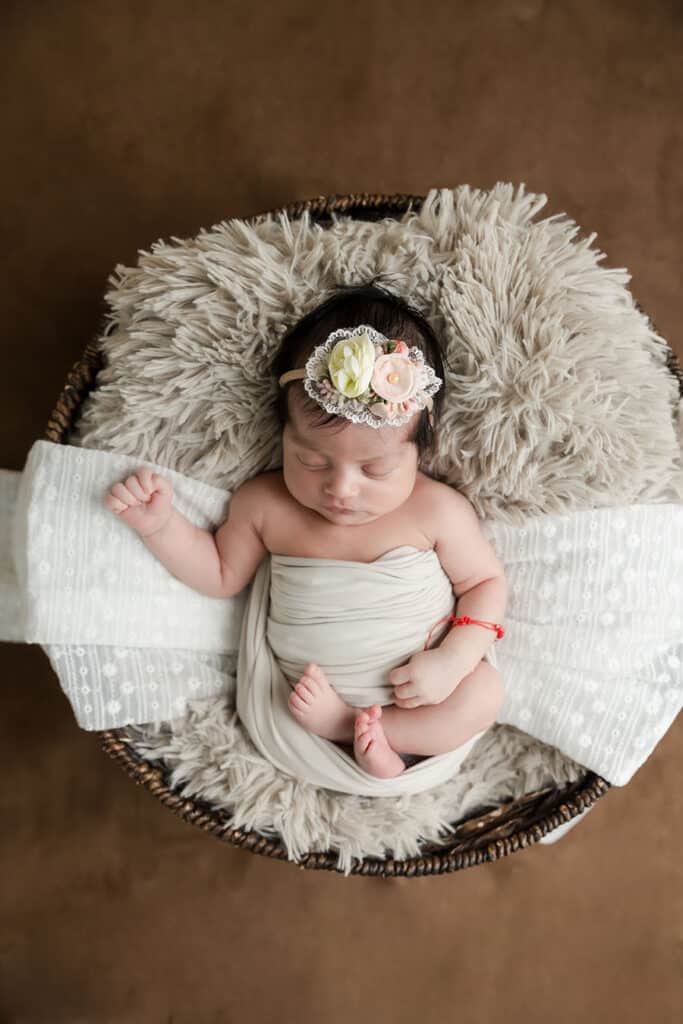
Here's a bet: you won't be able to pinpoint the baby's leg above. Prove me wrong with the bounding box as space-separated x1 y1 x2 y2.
374 661 504 757
287 662 359 741
286 659 502 779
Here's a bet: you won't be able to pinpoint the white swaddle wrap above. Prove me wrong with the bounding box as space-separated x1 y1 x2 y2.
236 546 492 796
1 439 681 791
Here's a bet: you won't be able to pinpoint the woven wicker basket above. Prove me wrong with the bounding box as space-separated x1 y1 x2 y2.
43 191 683 877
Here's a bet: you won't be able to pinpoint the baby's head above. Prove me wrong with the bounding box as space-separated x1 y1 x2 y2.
272 281 446 526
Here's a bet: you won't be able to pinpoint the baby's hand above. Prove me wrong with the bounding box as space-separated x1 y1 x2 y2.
389 649 466 708
103 468 174 538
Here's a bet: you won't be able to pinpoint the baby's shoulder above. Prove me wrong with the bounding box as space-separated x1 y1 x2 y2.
253 468 288 500
240 469 296 526
413 472 473 511
236 469 286 501
412 474 479 537
227 470 285 530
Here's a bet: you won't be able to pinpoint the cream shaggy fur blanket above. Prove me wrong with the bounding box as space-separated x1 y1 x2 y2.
67 183 683 873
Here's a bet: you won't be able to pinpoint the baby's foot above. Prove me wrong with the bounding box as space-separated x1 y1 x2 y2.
287 662 357 742
353 705 406 779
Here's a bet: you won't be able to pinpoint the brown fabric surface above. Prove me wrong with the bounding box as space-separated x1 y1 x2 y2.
1 1 681 1022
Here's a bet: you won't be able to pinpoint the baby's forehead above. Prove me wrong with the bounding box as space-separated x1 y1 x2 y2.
288 408 411 456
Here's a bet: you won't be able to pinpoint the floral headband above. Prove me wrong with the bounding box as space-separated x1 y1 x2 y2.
277 325 443 429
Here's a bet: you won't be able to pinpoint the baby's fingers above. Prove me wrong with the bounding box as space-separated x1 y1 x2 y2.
135 466 159 494
394 694 423 709
138 468 173 498
393 683 417 701
392 681 415 699
108 481 142 507
125 474 148 501
104 493 127 514
152 472 173 497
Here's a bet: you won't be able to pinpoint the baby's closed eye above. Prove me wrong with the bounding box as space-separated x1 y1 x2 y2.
296 455 395 478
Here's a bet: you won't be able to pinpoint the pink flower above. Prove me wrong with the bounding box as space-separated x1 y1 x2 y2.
392 340 409 355
371 354 417 403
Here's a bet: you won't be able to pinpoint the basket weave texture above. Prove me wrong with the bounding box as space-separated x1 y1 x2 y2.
43 191 682 877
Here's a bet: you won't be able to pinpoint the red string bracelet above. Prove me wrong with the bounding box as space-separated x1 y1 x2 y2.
424 614 506 651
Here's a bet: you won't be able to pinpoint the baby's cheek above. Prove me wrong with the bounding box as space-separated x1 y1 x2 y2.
383 474 415 506
282 462 303 496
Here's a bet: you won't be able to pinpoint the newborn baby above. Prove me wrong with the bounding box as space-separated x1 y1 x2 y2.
104 283 507 781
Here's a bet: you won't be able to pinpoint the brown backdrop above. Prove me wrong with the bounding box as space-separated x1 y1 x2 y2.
1 2 681 1022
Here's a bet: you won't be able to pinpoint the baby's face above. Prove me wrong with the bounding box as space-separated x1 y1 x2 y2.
282 398 419 526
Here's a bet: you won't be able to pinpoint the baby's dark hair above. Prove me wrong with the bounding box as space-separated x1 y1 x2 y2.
271 280 446 458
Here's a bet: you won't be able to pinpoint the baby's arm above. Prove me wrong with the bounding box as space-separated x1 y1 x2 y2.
141 477 267 599
431 486 508 674
389 485 508 709
213 478 268 596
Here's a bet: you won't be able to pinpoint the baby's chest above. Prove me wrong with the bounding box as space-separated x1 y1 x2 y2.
266 526 430 562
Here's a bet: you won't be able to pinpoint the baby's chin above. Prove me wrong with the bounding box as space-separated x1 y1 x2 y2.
318 505 370 523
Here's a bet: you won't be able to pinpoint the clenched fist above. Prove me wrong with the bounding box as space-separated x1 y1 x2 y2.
389 648 466 708
103 467 174 538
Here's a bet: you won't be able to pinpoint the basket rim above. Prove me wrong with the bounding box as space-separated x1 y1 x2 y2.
43 188 683 877
96 726 611 876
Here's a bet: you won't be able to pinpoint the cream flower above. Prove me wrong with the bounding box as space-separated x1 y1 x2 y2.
371 354 417 403
327 332 376 398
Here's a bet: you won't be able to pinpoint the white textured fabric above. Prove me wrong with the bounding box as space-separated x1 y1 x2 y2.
1 438 682 787
6 440 244 729
485 504 683 785
0 468 23 643
11 440 246 651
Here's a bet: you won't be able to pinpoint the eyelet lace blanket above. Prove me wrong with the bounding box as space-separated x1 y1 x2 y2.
1 440 681 790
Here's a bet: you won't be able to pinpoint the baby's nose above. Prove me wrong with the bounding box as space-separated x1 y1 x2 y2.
324 469 358 498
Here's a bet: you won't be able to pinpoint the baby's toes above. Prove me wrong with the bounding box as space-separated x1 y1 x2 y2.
367 704 382 722
355 719 380 754
356 705 381 728
302 674 323 697
354 710 371 736
352 708 374 741
304 663 326 688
